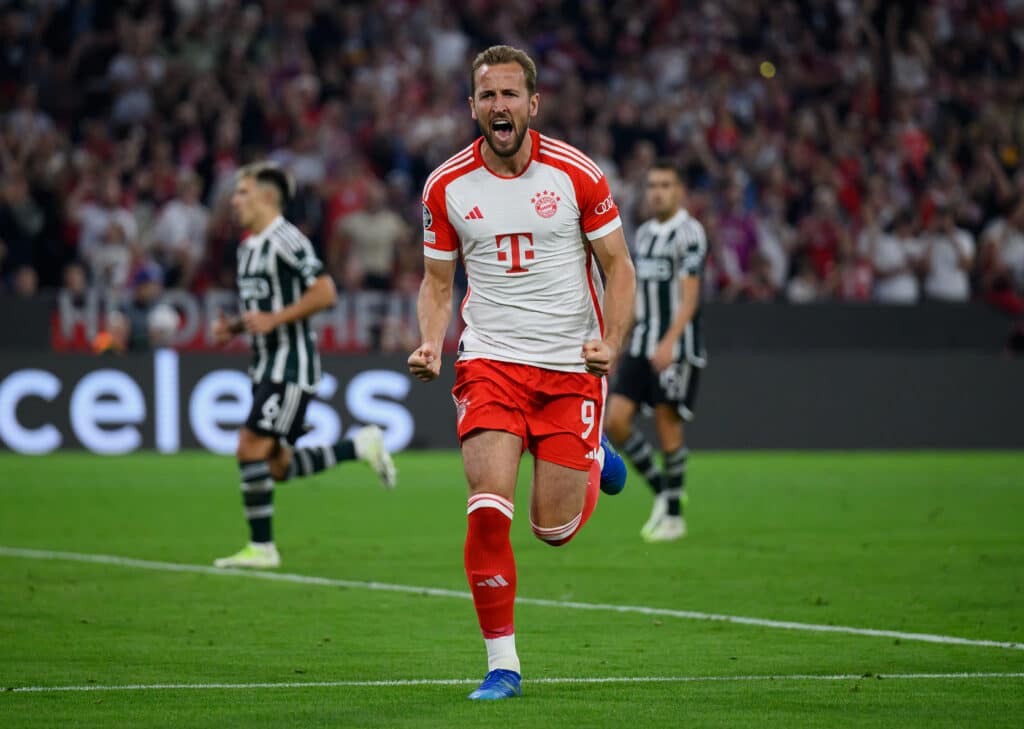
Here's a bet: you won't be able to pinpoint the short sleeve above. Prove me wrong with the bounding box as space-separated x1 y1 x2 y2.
275 233 324 286
579 173 622 241
679 223 709 277
422 186 459 262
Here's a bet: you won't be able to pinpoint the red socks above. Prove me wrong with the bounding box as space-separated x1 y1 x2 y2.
465 493 517 638
464 463 600 638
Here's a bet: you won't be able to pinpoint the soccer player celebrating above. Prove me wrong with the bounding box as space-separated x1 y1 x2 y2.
212 163 396 569
407 46 633 700
605 161 709 543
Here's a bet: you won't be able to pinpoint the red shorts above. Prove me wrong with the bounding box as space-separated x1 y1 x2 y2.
452 358 605 471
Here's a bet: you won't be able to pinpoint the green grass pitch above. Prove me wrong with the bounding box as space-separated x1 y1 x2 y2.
0 450 1022 728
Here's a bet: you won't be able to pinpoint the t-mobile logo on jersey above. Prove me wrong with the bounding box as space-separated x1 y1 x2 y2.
495 232 535 274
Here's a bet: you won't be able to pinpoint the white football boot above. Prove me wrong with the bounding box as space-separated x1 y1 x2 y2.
213 542 281 569
643 515 687 543
354 425 397 489
640 493 668 540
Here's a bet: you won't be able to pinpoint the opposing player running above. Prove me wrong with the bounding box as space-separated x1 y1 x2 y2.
213 162 396 570
605 161 709 542
407 45 633 700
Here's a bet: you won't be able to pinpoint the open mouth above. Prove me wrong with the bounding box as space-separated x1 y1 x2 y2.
492 118 514 143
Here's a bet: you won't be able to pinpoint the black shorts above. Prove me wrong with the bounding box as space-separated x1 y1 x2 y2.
245 380 313 445
611 353 702 422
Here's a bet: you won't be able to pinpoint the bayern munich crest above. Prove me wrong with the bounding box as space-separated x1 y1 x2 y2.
531 190 560 218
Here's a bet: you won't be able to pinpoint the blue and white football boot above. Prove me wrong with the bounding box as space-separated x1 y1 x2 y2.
468 669 522 700
598 433 627 495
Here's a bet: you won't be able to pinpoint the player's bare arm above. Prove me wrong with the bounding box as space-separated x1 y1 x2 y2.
651 275 700 373
408 257 456 382
584 227 636 376
242 274 336 335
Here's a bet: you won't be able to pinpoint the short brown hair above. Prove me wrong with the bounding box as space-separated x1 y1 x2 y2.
238 162 294 209
471 45 537 96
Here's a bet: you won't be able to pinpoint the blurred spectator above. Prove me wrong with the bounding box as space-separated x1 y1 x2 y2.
0 168 45 281
107 17 165 128
979 197 1024 315
860 209 922 305
738 251 782 303
753 190 794 295
121 263 164 352
393 239 424 297
141 140 182 208
787 255 823 304
88 220 133 292
715 181 760 297
323 159 375 237
146 170 209 289
270 126 326 190
920 201 976 302
68 173 138 266
795 186 849 284
829 236 874 302
328 181 410 291
429 13 470 77
206 116 242 207
62 261 89 305
6 85 54 147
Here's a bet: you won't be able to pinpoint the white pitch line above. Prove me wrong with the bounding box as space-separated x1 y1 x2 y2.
1 546 1022 653
6 673 1024 694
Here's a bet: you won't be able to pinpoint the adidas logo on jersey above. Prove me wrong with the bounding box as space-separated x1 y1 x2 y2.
475 575 509 588
464 206 484 220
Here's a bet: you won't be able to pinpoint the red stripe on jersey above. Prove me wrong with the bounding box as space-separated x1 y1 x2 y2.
539 147 600 183
424 150 477 200
423 157 472 198
425 143 474 184
460 283 471 320
540 134 602 174
584 245 605 337
424 145 474 188
539 135 603 178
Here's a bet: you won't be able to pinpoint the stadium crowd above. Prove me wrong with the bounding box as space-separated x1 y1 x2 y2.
2 0 1024 314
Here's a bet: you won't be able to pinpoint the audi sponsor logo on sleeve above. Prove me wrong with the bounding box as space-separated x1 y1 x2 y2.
594 195 616 216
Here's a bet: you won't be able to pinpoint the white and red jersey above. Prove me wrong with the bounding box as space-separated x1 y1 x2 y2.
422 129 622 372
